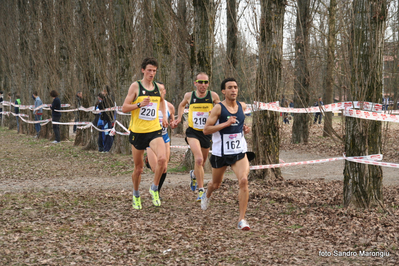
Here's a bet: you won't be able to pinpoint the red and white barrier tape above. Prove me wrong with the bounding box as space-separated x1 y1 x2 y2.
249 154 386 170
2 101 70 111
1 112 30 118
344 108 399 123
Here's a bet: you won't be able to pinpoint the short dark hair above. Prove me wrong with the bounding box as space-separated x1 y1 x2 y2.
50 90 59 97
98 92 105 100
141 57 158 70
16 93 20 98
220 78 237 91
33 91 38 96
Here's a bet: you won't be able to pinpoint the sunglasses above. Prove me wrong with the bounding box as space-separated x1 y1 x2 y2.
195 80 209 84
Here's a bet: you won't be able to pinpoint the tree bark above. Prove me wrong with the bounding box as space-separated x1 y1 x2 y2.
252 0 286 180
193 0 215 75
323 0 337 137
292 0 311 144
226 0 237 77
343 0 386 208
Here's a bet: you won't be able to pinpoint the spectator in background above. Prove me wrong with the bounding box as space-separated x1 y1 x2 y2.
50 90 61 144
0 91 3 121
95 92 105 152
99 85 114 152
282 97 289 124
383 95 389 111
314 97 324 124
73 91 83 133
289 100 294 116
32 91 43 138
15 93 21 133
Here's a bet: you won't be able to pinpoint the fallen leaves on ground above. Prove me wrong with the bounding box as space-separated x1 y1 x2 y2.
1 179 398 265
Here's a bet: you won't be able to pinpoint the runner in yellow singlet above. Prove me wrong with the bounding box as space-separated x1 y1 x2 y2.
172 72 220 202
122 57 168 210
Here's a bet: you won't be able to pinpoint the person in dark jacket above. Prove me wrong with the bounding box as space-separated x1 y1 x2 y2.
99 85 115 152
73 91 83 133
0 91 3 121
314 97 324 124
50 90 61 143
95 92 105 152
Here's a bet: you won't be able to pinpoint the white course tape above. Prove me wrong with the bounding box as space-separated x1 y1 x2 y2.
3 101 70 111
169 146 389 170
19 115 52 125
344 108 399 123
249 154 384 170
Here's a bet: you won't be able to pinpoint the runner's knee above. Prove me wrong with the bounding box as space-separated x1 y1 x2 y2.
157 155 167 167
195 157 203 166
239 177 248 188
213 180 222 190
133 165 144 175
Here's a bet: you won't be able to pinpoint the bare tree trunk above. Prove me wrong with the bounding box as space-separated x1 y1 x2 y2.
174 0 191 135
252 0 286 180
292 0 311 144
323 0 337 137
343 0 386 208
193 0 215 75
226 0 237 77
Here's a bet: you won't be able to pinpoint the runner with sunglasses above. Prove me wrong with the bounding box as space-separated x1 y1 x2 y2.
173 72 220 202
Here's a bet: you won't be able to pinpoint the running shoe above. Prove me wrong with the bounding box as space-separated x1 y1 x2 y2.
201 192 210 210
132 196 142 210
237 219 250 231
149 188 161 207
196 190 204 202
190 170 197 191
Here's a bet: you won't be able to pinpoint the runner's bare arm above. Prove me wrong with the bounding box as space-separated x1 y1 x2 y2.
158 83 168 128
203 104 235 135
240 102 250 134
168 102 177 129
121 82 139 113
173 92 191 126
211 91 221 104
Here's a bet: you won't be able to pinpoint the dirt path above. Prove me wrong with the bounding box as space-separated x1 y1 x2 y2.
1 127 398 194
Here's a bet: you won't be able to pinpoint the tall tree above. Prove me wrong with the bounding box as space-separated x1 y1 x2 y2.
193 0 215 75
292 0 311 144
173 0 191 134
252 0 286 180
343 0 387 208
226 0 237 77
323 0 337 137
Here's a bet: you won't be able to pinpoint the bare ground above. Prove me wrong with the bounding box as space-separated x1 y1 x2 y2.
1 121 399 265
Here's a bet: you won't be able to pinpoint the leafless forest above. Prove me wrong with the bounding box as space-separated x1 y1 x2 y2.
1 0 399 217
1 1 399 264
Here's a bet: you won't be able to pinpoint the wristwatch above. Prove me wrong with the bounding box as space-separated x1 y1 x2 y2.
137 102 141 108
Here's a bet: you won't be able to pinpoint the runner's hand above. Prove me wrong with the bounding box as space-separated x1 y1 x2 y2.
141 96 150 107
243 124 250 134
227 116 237 126
162 117 169 128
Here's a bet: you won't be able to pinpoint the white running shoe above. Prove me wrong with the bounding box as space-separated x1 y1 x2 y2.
237 219 250 231
201 192 210 210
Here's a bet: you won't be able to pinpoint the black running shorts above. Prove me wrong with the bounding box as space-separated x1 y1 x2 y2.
210 153 246 168
129 130 162 150
185 127 212 149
